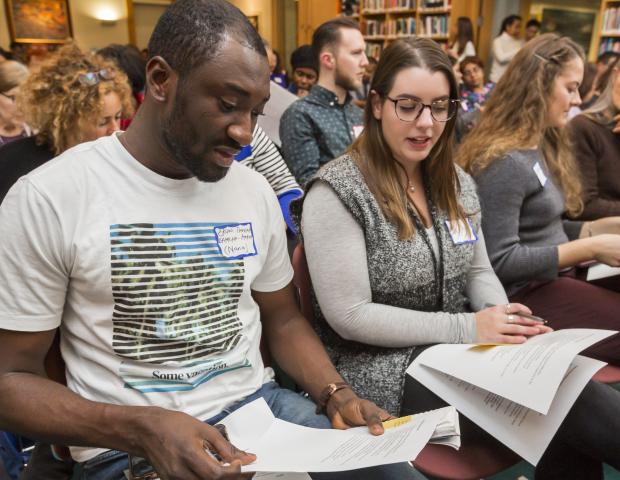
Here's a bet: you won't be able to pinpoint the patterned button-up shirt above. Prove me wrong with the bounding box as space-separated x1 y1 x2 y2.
279 85 364 186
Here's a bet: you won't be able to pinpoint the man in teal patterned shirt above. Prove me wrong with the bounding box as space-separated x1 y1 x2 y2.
280 17 367 186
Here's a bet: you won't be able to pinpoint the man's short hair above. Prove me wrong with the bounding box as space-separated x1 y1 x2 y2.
597 51 620 66
459 55 484 75
311 17 360 65
147 0 266 77
526 19 541 29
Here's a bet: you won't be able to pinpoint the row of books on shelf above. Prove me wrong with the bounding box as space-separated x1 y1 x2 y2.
419 14 449 36
364 17 417 36
366 43 383 59
602 7 620 34
341 0 361 15
419 0 450 9
599 38 620 54
363 0 415 11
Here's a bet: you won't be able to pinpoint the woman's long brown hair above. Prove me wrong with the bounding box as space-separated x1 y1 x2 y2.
348 37 464 240
457 33 585 217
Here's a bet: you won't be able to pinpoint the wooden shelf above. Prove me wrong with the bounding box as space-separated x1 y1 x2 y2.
359 0 455 58
602 32 620 38
419 7 452 14
361 10 388 15
387 8 417 14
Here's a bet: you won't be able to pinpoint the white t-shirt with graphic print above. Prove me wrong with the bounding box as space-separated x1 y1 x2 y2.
0 133 293 461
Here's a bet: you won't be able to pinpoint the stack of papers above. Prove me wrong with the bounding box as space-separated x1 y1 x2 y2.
219 398 460 473
406 328 616 465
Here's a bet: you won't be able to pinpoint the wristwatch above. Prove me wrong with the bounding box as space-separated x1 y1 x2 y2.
316 381 350 414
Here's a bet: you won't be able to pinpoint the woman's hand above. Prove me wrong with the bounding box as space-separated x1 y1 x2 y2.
590 234 620 266
475 303 553 345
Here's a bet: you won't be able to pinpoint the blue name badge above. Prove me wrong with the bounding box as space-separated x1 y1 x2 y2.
445 218 478 245
214 222 258 259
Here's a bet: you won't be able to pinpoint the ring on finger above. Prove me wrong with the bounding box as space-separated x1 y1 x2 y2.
507 314 516 324
505 303 511 314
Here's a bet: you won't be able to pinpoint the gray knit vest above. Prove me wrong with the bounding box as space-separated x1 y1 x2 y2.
294 155 481 415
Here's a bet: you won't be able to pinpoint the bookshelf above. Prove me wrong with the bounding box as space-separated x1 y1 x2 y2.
597 0 620 55
341 0 455 58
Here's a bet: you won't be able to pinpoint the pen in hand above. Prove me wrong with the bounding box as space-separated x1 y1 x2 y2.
483 303 548 324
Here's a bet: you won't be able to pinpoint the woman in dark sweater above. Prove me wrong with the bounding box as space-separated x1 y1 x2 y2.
569 55 620 219
459 34 620 365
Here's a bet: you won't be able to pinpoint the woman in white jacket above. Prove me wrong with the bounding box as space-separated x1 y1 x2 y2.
490 15 524 82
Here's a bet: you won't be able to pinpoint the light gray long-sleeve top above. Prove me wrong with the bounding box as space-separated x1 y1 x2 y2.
301 181 509 348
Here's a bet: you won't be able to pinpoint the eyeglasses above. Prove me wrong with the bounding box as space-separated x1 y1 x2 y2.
0 92 16 102
77 68 115 86
385 97 460 123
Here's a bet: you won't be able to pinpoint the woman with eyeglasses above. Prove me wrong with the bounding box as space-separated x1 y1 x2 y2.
0 44 133 204
0 60 30 147
459 34 620 366
296 37 620 478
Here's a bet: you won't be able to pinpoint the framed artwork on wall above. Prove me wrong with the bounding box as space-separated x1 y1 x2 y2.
4 0 73 44
540 7 596 57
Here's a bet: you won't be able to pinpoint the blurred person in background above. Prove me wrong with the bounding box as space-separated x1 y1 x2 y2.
459 56 494 112
264 39 288 88
448 16 476 66
525 18 541 42
490 15 523 82
288 44 318 97
0 44 133 203
570 55 620 220
0 60 30 147
98 43 147 128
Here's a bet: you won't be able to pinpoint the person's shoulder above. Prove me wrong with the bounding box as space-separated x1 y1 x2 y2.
317 154 359 179
476 150 537 181
455 164 476 190
229 160 274 195
569 114 601 133
25 136 115 192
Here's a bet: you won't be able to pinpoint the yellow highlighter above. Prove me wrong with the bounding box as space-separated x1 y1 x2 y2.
382 415 413 430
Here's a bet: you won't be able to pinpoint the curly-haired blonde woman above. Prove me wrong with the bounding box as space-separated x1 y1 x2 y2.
0 43 133 203
459 34 620 364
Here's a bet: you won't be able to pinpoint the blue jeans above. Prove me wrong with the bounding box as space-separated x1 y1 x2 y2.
72 382 425 480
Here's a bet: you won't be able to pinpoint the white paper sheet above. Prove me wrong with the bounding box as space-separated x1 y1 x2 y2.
219 398 445 473
586 263 620 281
415 329 615 414
407 355 605 465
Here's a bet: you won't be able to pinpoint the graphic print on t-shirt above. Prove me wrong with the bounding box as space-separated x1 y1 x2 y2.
110 222 253 393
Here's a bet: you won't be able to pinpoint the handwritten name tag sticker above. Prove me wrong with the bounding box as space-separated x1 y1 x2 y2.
533 161 548 187
445 218 478 245
352 125 364 138
214 223 258 259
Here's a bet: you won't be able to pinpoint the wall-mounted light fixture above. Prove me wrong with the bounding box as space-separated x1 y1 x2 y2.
94 6 121 26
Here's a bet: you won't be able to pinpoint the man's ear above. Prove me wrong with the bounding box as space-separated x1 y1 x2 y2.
369 90 383 120
319 50 335 72
145 56 176 102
